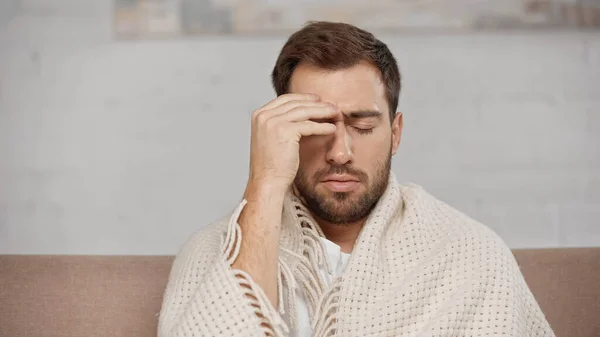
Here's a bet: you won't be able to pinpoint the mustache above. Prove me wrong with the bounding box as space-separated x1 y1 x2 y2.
315 165 368 181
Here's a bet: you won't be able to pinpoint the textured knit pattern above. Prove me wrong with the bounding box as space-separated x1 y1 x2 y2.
157 173 555 337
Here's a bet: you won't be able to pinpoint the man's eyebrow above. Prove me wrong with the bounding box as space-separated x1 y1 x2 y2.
344 110 383 119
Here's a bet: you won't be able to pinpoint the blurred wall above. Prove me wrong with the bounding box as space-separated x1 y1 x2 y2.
0 0 599 254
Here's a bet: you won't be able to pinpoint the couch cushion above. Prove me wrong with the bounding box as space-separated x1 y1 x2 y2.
0 255 174 337
513 248 600 337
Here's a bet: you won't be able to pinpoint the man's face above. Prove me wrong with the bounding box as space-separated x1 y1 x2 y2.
289 61 403 225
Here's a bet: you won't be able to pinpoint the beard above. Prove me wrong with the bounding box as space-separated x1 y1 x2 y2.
293 151 392 225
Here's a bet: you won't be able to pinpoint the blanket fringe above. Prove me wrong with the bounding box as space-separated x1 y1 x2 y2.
222 197 345 336
284 198 344 336
312 279 343 336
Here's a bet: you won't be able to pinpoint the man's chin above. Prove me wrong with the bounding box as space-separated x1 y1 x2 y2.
310 201 358 223
316 188 363 205
299 186 370 224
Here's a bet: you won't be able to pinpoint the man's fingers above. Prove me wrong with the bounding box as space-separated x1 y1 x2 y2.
293 121 337 137
262 100 330 119
277 104 340 123
257 93 319 112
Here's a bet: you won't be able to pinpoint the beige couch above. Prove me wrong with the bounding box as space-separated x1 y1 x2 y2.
1 248 599 337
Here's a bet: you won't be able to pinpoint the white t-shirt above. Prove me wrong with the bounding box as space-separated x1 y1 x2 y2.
284 238 351 337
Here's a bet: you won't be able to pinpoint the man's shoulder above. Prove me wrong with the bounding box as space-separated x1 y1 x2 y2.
395 183 520 276
397 183 513 256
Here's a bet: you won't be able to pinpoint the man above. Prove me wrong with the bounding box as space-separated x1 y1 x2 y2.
158 21 554 337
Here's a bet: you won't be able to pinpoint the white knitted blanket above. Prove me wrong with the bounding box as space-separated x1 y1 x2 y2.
158 173 555 337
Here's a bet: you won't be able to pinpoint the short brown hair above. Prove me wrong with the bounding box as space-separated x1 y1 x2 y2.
271 21 401 120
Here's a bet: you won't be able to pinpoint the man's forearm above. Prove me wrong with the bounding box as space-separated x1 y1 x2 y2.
231 180 286 308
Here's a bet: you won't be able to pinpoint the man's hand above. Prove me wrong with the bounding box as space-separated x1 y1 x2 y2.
247 93 339 191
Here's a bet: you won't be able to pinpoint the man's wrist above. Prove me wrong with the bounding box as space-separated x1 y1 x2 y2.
244 178 288 202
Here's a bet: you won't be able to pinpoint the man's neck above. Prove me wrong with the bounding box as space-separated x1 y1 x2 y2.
312 214 367 254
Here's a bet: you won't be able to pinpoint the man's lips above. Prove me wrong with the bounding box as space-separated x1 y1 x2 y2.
321 175 360 192
321 174 359 182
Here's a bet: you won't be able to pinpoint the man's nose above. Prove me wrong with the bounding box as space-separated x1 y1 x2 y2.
326 124 353 165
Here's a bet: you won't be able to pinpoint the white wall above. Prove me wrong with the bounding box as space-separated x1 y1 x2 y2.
1 0 599 255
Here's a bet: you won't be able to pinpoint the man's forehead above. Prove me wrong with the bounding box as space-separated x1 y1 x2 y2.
288 63 390 117
335 102 381 113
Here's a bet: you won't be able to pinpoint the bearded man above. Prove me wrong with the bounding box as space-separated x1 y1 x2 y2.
157 21 554 337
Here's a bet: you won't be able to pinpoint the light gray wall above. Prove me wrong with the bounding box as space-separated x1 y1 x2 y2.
1 0 599 255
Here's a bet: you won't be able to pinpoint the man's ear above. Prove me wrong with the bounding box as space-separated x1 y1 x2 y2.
391 112 403 155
